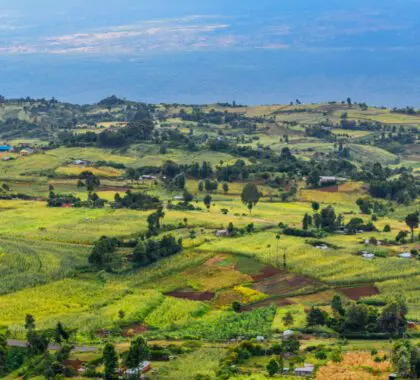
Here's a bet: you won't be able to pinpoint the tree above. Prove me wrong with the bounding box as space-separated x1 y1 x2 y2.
320 206 336 232
173 173 186 189
266 358 279 377
311 201 320 212
222 182 229 194
307 170 320 188
55 322 69 343
356 197 373 214
232 301 241 313
183 189 193 204
302 213 312 230
405 212 419 242
79 171 100 192
103 342 118 380
379 297 407 336
314 213 321 229
307 307 328 326
282 311 294 327
241 183 261 214
344 302 369 332
0 334 6 376
27 330 49 356
25 314 36 330
198 181 204 192
392 340 420 379
124 336 150 369
88 236 121 271
331 295 345 316
203 194 212 211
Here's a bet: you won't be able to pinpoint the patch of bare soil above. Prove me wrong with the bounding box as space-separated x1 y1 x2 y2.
121 323 148 337
242 297 295 311
251 265 282 281
165 291 215 301
339 285 380 300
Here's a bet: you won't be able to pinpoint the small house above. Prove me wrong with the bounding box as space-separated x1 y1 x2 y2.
399 252 412 259
173 195 184 201
124 361 152 378
319 176 348 186
282 329 295 339
20 148 34 156
295 363 314 377
362 253 375 260
74 160 89 165
215 229 229 237
140 175 157 180
256 336 265 342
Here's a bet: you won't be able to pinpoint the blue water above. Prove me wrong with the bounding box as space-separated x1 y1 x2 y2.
0 0 419 106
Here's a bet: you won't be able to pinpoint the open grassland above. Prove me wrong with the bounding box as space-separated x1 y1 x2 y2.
199 232 420 295
55 165 125 178
0 237 90 295
349 144 398 165
150 347 225 380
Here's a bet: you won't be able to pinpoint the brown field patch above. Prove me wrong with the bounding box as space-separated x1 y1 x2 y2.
121 323 148 337
339 285 380 300
252 272 322 297
288 290 336 306
318 185 339 193
242 297 295 311
182 258 251 291
165 291 215 301
251 265 282 281
316 351 392 380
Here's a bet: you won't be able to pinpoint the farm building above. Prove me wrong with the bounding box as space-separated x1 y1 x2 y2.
319 176 348 186
282 329 295 339
74 159 89 165
140 175 157 180
294 363 315 377
123 361 152 378
20 148 34 156
0 145 13 152
215 229 230 237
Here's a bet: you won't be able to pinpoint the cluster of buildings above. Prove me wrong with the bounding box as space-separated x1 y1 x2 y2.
0 144 35 160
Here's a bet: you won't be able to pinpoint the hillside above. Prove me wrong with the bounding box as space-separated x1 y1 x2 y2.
0 96 419 379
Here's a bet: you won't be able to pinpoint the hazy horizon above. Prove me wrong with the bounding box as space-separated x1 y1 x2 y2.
1 0 420 106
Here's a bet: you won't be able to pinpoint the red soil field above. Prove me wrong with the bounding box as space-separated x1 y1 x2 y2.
165 291 215 301
318 185 339 192
121 323 149 337
339 285 380 300
251 265 282 281
242 297 294 311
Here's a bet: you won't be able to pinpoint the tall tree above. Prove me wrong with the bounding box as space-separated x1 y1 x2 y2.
103 342 118 380
25 314 36 330
405 212 419 242
124 336 150 369
203 194 212 211
266 358 279 377
241 183 261 214
0 334 6 376
282 311 294 327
